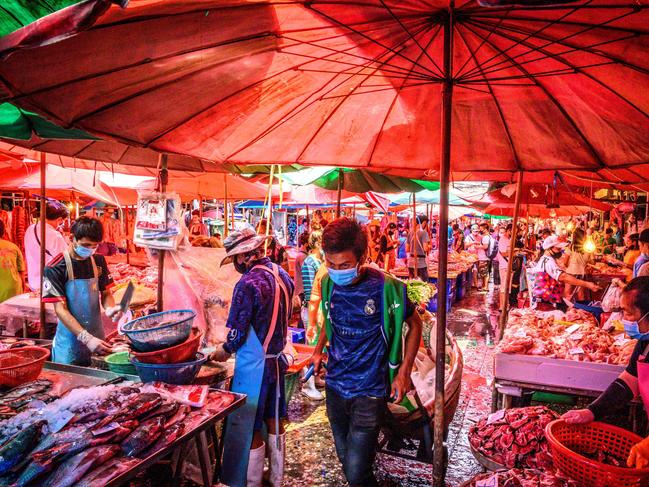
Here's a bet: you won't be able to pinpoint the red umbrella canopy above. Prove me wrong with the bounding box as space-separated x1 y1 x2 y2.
471 183 612 216
0 0 648 183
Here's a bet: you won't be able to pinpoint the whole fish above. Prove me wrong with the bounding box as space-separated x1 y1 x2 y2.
141 400 179 421
93 393 161 430
11 457 55 487
31 423 96 457
121 415 165 457
143 421 185 456
33 419 137 464
69 387 139 425
0 381 52 404
165 405 190 429
0 421 46 475
43 444 120 487
75 457 141 487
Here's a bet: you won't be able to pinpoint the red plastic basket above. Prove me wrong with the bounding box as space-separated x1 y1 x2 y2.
287 343 315 374
0 347 50 388
546 420 649 487
130 330 203 364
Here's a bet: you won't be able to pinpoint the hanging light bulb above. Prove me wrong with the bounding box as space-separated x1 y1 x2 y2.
584 235 596 253
567 221 575 232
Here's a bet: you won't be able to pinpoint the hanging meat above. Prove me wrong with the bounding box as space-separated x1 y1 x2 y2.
11 205 27 250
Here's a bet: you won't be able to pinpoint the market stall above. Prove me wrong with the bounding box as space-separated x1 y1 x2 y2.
0 360 245 487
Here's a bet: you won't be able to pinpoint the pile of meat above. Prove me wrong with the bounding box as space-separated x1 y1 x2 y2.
108 263 158 289
466 469 578 487
499 308 636 364
469 406 558 469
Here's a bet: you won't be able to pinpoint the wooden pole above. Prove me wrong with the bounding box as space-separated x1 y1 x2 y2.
39 153 47 339
497 171 524 340
156 154 168 313
412 192 417 231
125 205 130 265
433 7 454 485
336 168 343 218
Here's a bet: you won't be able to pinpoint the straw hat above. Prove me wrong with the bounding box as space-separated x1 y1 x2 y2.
220 227 271 266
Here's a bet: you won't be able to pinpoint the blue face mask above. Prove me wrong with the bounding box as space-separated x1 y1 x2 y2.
328 266 358 287
75 244 96 259
623 312 649 340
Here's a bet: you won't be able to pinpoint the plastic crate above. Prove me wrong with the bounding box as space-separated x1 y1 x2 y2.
455 274 466 301
288 327 305 344
428 292 453 313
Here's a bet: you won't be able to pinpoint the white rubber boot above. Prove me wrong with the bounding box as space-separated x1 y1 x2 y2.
246 443 265 487
301 375 324 401
267 433 286 487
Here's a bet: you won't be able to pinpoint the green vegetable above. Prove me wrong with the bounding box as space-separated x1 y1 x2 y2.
406 280 436 306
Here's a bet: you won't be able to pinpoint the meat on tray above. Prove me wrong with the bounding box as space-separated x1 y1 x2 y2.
499 308 635 364
466 468 578 486
469 406 559 469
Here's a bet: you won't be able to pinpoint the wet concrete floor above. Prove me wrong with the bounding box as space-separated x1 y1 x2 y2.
283 286 501 487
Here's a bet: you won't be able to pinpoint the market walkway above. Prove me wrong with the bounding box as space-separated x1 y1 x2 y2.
284 288 500 487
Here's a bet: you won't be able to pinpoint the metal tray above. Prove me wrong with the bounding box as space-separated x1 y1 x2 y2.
469 444 507 472
105 391 246 487
0 336 52 350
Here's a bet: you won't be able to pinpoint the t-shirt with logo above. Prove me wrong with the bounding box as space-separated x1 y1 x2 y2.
326 267 416 399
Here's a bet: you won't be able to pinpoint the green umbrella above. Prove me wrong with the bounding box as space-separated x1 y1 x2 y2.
0 102 96 140
0 1 82 37
281 167 439 194
388 189 469 206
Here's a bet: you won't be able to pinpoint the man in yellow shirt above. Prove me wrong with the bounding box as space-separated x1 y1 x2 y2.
0 220 25 303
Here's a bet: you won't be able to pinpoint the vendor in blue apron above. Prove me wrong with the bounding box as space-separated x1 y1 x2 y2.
42 216 122 366
561 276 649 468
209 227 294 487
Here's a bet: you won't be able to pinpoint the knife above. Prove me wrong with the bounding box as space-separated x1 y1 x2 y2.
119 281 135 312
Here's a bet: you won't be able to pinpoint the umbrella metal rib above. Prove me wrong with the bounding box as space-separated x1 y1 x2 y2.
461 20 608 169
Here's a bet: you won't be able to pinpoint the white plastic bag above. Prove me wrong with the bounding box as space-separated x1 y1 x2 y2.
602 283 622 312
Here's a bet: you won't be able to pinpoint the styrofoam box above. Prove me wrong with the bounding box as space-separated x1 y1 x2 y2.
495 353 624 394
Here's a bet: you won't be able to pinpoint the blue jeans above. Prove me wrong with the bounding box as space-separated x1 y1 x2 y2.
326 387 385 486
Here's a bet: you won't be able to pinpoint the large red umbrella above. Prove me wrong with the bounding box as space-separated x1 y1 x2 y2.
0 0 647 184
2 3 647 482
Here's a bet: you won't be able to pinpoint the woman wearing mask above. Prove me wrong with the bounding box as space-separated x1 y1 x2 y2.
378 223 399 272
562 278 649 468
564 228 593 301
531 235 600 311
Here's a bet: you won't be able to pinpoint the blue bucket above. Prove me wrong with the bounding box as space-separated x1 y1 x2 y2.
131 352 206 384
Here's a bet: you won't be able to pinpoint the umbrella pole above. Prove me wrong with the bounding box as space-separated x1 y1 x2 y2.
433 7 454 486
156 154 168 313
497 171 524 340
224 175 229 237
125 205 130 265
39 152 47 339
336 168 343 218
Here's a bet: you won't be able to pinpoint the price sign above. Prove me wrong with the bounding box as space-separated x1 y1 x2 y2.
569 347 585 355
476 473 499 487
565 324 582 335
487 409 505 425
